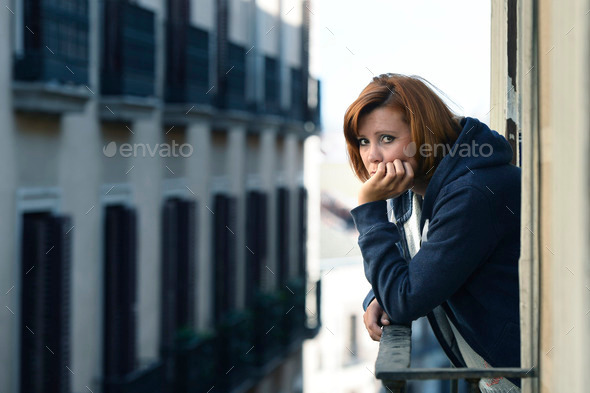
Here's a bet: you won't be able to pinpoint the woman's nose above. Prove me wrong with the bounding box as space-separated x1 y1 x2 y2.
368 145 382 162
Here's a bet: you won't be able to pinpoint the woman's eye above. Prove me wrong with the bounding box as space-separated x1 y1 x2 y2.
358 138 369 146
382 135 394 143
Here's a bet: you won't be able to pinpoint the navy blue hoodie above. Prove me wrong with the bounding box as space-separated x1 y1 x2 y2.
350 117 521 382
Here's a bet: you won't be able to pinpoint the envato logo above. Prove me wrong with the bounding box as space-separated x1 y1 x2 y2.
103 141 194 158
403 141 493 158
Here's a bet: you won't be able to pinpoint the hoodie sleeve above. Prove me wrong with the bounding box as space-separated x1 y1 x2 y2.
363 289 376 311
350 186 498 324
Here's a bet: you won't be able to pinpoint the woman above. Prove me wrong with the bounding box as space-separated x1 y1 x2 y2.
344 74 522 392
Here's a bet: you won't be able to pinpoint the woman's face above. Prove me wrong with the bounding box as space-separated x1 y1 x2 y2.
357 106 419 179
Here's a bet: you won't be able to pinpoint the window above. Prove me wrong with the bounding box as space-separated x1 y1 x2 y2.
213 193 237 323
20 212 72 393
103 204 138 380
297 186 308 280
276 187 290 287
245 190 267 308
13 0 89 84
160 197 197 349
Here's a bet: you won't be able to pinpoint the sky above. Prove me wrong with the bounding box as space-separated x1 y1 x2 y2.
309 0 492 162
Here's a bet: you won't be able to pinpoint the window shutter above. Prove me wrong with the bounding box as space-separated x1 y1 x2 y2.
216 0 229 107
298 187 308 279
161 199 179 350
246 191 267 307
177 199 196 329
165 0 189 100
213 194 237 323
103 205 137 380
20 212 72 393
161 197 198 351
276 188 289 286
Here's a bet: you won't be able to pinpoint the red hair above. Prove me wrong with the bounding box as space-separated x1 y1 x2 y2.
343 74 461 182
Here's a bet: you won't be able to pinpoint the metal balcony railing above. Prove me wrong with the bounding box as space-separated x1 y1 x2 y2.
165 24 211 105
221 42 247 111
14 0 89 85
288 68 304 121
167 331 218 393
375 324 535 393
101 0 155 97
159 277 321 393
103 361 165 393
263 56 280 115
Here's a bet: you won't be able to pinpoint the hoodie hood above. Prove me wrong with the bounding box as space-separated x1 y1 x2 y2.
420 117 514 229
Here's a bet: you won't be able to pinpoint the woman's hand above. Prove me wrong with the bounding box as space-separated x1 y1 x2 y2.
363 298 391 341
358 159 414 205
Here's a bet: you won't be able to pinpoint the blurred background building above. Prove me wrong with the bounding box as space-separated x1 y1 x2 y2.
0 0 321 392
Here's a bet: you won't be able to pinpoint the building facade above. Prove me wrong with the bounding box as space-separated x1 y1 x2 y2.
0 0 321 392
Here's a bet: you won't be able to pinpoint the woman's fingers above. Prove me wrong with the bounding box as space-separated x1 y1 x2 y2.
385 161 396 177
402 161 415 188
403 160 414 180
392 159 405 177
364 299 385 341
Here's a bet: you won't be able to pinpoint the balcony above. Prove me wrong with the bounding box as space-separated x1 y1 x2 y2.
374 324 535 392
286 68 321 131
100 0 156 120
168 331 218 393
12 0 90 113
165 24 211 106
163 279 321 393
223 42 247 111
289 67 305 122
263 56 280 116
102 361 165 393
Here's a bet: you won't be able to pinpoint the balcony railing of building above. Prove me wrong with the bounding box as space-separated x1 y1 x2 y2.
374 324 535 393
101 0 155 97
263 56 280 115
14 0 89 85
10 0 321 129
164 278 321 393
12 0 90 113
103 361 166 393
165 19 211 105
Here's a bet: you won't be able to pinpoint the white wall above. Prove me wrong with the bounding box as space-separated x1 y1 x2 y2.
229 0 253 45
190 0 216 30
282 0 302 68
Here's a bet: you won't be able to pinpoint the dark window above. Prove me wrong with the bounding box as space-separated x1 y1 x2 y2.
225 43 247 110
264 56 280 114
245 191 268 307
103 205 138 381
165 0 210 104
276 187 290 287
290 68 304 121
101 0 155 97
160 197 197 350
20 212 72 393
213 194 237 323
297 186 308 279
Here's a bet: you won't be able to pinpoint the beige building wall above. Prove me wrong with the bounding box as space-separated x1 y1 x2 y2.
493 1 590 392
